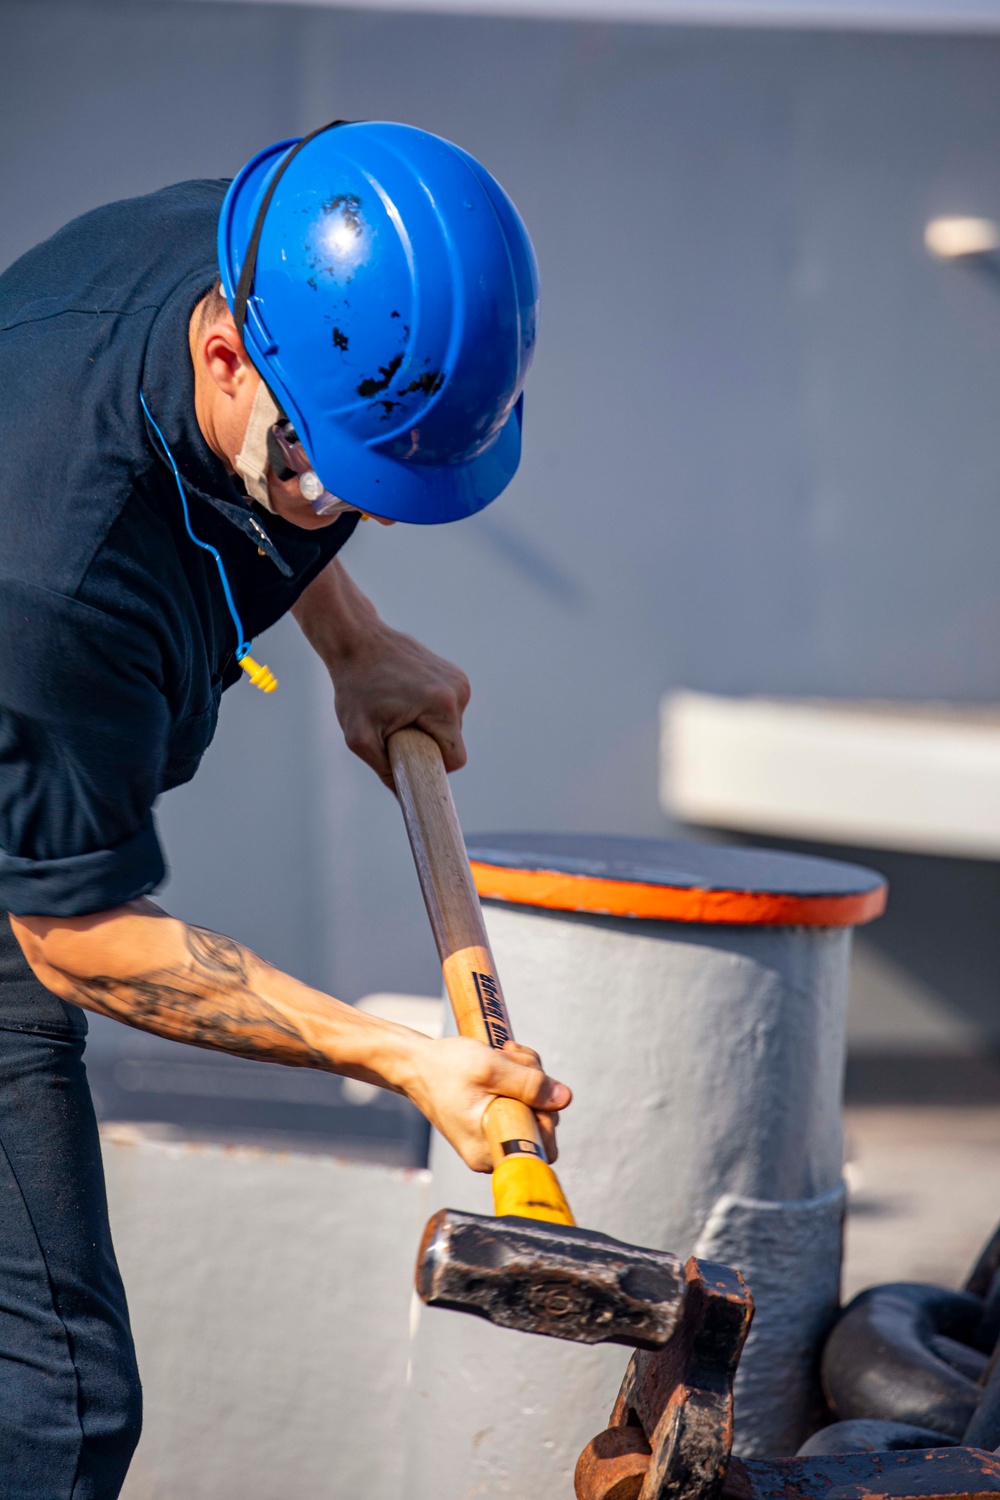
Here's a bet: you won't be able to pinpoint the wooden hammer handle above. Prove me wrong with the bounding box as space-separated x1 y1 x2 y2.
388 728 574 1224
388 727 537 1158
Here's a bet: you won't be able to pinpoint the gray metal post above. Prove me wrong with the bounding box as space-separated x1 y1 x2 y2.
406 836 885 1495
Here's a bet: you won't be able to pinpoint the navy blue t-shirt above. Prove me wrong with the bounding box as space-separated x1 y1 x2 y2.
0 181 358 917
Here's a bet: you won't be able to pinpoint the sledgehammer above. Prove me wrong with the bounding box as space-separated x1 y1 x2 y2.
388 728 698 1351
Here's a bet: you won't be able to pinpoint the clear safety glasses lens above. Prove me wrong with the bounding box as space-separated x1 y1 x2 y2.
269 421 356 519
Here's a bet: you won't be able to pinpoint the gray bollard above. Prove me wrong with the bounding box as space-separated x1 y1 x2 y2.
405 836 885 1493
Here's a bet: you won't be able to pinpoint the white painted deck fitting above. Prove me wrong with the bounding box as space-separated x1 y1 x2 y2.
100 1105 1000 1498
662 690 1000 857
407 898 852 1489
694 1184 846 1454
106 1127 429 1500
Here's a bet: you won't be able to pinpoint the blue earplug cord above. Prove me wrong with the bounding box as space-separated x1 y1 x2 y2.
139 390 277 693
140 388 250 660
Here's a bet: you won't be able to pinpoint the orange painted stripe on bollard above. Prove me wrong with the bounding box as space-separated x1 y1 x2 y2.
469 862 887 928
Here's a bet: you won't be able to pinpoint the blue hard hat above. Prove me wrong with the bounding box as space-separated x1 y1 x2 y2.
218 121 539 524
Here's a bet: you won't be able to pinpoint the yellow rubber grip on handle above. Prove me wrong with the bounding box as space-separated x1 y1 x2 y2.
491 1155 575 1225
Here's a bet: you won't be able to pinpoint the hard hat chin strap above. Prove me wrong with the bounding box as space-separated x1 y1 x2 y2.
231 119 349 342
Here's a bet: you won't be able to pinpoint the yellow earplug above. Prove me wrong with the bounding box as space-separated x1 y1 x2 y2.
239 655 277 693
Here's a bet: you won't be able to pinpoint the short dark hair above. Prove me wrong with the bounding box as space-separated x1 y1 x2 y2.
198 279 230 331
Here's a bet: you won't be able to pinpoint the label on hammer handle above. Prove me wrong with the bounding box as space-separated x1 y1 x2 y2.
500 1138 544 1158
472 971 511 1050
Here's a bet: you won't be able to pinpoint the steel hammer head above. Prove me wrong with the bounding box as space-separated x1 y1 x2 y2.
416 1208 687 1349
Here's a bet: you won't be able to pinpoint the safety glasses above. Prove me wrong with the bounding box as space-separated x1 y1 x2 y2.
266 420 358 520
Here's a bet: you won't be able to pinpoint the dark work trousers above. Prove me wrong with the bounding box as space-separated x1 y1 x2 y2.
0 913 142 1499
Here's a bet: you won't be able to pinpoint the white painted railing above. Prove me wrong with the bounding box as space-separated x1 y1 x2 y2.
662 690 1000 857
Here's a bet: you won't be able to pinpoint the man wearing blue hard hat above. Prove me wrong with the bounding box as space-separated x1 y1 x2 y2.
0 120 570 1496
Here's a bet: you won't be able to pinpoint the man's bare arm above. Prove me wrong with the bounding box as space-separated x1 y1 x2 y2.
292 559 470 787
10 901 569 1170
14 900 406 1078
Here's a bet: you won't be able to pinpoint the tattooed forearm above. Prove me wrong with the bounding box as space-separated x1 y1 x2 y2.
185 926 250 983
60 924 326 1069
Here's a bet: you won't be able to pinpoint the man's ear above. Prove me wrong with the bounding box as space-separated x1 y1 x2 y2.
199 317 254 399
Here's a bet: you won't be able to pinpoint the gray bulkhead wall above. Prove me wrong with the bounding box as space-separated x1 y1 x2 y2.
1 2 1000 1049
